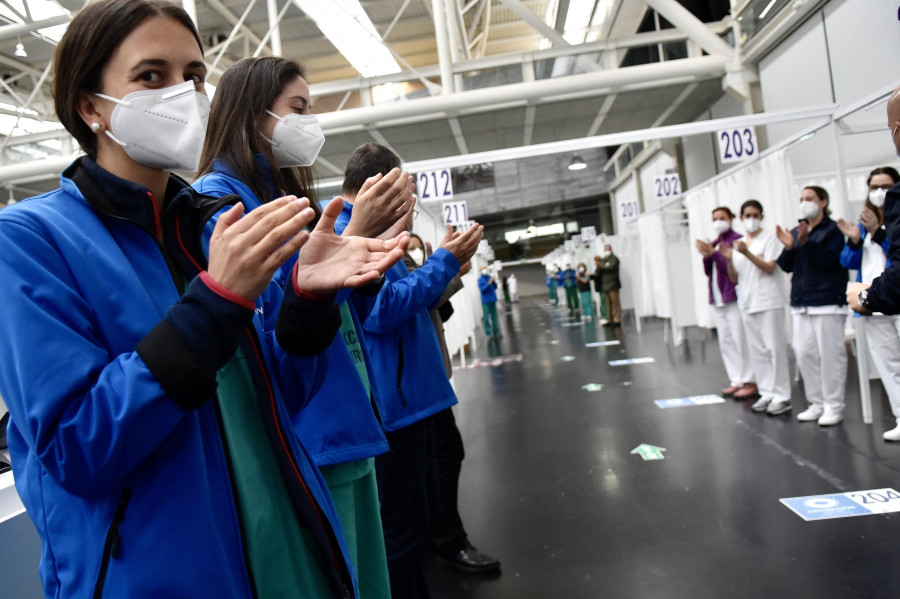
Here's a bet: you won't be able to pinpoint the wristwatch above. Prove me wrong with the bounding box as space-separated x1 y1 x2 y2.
858 289 871 310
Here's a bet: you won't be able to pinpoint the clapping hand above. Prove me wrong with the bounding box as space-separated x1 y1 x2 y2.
775 225 794 250
295 198 410 294
440 223 484 265
343 168 414 238
719 243 733 260
860 207 880 234
837 218 861 243
208 196 316 301
733 239 748 254
695 239 714 257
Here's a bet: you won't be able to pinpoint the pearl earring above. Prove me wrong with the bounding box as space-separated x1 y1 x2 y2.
91 122 101 132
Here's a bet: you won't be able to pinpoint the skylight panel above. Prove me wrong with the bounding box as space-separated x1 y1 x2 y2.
562 0 595 45
294 0 401 78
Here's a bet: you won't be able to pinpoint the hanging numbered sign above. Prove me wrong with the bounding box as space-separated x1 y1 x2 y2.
716 127 758 164
442 200 469 226
418 168 453 201
653 173 682 201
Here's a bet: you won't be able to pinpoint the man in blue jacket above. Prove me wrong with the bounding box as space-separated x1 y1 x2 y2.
478 267 500 338
335 143 484 599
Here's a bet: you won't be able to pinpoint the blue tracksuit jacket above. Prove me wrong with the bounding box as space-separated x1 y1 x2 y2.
335 203 459 431
0 158 356 599
194 160 388 466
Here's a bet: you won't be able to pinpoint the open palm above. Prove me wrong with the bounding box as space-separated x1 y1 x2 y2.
296 198 410 294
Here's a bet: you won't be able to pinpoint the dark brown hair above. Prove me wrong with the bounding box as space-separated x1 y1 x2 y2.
865 167 900 224
53 0 203 159
740 199 763 217
197 57 319 213
342 143 401 196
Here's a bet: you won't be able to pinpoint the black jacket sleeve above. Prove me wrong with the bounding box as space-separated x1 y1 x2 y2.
867 187 900 314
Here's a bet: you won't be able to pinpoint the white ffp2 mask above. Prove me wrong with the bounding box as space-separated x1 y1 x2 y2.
798 200 820 221
712 220 730 235
869 188 887 208
264 110 325 168
96 81 210 171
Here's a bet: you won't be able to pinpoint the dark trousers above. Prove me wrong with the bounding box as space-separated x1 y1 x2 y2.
376 418 437 599
433 407 468 556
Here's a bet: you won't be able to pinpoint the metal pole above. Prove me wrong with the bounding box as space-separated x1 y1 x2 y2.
432 0 454 95
266 0 283 56
855 319 874 425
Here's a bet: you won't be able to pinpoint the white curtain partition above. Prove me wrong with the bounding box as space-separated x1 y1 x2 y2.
412 205 480 365
683 149 796 329
637 212 671 319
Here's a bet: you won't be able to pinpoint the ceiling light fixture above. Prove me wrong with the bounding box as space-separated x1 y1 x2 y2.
568 155 587 171
14 37 26 58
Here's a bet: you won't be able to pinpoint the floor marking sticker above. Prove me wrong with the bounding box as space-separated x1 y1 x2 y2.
561 355 575 361
561 322 582 327
609 357 655 366
582 383 604 392
550 340 559 345
452 354 524 371
631 444 666 461
780 489 900 521
586 340 621 347
655 395 725 409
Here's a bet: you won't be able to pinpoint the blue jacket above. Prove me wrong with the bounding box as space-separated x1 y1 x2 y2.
336 203 459 431
777 214 848 307
840 222 892 282
478 273 498 303
0 158 356 599
561 268 577 287
193 161 389 466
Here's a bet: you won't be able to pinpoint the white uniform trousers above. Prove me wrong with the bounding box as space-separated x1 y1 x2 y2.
862 315 900 419
714 302 753 387
742 308 790 402
792 312 847 414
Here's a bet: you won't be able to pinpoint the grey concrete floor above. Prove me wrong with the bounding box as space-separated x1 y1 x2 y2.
428 297 900 599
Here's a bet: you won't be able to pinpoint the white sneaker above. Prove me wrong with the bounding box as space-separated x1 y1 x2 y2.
883 423 900 441
751 397 772 412
797 405 824 422
818 412 843 427
766 399 792 415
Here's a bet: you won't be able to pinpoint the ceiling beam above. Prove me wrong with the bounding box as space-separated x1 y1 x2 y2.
308 21 730 98
586 93 617 136
317 55 728 132
643 0 733 57
522 104 535 145
448 116 468 154
496 0 601 73
650 82 696 128
205 0 266 50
